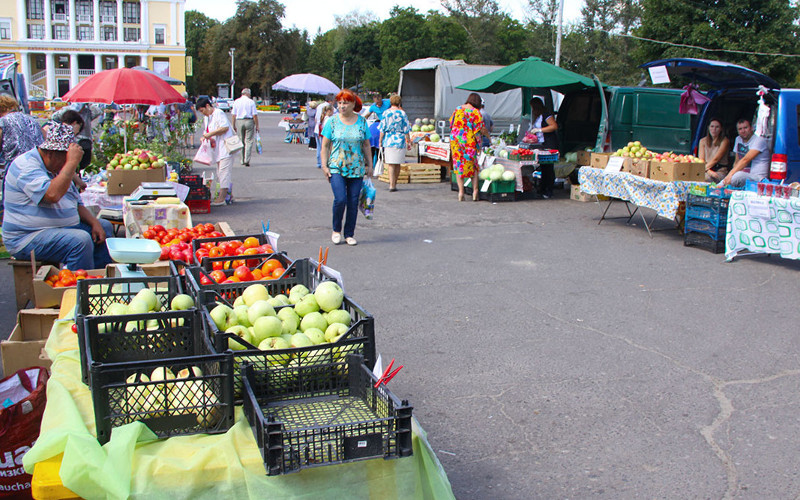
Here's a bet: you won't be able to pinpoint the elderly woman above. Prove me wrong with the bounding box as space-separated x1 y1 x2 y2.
379 94 411 191
196 96 235 205
0 95 44 168
450 92 489 201
320 89 373 246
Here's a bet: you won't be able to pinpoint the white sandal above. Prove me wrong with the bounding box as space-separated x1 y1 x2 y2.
331 232 343 244
345 237 357 246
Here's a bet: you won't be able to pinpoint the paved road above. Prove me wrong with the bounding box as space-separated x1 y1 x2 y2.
2 112 799 498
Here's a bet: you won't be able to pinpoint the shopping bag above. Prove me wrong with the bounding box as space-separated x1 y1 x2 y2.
224 135 244 153
193 139 213 165
255 132 263 154
0 367 49 497
359 178 376 219
373 149 384 177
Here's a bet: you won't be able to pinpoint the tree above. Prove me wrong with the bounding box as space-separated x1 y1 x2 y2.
440 0 506 63
184 11 219 95
637 0 800 86
231 0 289 96
424 11 470 61
335 23 381 89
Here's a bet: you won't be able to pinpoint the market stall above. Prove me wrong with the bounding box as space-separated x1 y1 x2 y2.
725 190 800 261
278 118 306 144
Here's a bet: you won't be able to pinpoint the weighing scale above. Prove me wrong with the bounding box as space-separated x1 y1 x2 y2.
105 238 162 297
127 182 178 201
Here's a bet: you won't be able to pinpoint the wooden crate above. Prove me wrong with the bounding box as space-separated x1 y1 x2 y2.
378 163 442 184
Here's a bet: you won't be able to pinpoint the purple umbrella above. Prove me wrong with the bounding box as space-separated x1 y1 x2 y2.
271 73 340 95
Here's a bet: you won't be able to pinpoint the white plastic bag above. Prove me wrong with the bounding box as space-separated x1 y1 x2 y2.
373 149 384 177
193 139 213 165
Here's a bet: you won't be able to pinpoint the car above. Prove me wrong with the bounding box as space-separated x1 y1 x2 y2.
216 98 232 112
285 100 300 114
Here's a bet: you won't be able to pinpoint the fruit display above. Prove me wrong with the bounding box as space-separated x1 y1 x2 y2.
411 117 436 133
87 286 195 318
45 268 104 287
613 141 702 163
208 282 349 354
105 148 167 171
197 259 286 285
141 224 225 262
194 236 274 268
509 148 535 160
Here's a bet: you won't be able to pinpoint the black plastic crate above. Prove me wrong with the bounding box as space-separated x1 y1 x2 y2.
90 350 234 444
201 293 376 402
478 190 517 202
684 218 726 239
186 186 211 201
684 230 726 253
241 355 412 475
198 251 292 274
179 174 206 189
186 258 333 306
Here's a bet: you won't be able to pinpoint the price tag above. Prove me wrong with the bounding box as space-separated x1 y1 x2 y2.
265 231 280 252
746 196 770 218
605 156 625 173
478 152 486 166
481 180 492 192
485 156 495 166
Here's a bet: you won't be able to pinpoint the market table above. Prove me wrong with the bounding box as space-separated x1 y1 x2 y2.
725 190 800 261
578 167 704 237
25 293 454 500
278 119 306 144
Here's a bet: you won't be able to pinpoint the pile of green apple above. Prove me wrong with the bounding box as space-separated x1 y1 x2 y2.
89 286 195 332
208 281 350 359
124 365 221 426
613 141 654 159
106 148 167 171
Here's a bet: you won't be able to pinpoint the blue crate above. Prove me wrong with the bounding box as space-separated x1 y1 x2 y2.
536 152 559 163
685 218 726 239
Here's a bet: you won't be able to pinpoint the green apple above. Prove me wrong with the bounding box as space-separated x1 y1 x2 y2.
247 300 276 325
281 317 297 335
325 309 351 327
226 325 253 350
127 298 149 315
170 293 195 311
234 304 252 328
252 316 282 345
209 303 233 331
233 296 245 308
299 311 327 333
324 323 349 343
290 332 313 349
314 281 344 312
105 302 129 316
242 283 271 306
288 284 310 304
304 328 325 345
294 294 319 317
257 337 291 366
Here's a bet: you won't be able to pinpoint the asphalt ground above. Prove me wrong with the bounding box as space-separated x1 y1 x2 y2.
2 112 800 498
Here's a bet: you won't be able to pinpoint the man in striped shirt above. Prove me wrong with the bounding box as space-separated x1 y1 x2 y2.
2 122 112 270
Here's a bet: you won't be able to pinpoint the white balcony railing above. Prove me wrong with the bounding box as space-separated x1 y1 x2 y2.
54 69 70 77
77 14 92 23
78 69 94 77
52 13 67 22
100 15 116 23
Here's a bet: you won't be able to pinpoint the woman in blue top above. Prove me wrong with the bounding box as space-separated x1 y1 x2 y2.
379 95 411 192
321 89 373 246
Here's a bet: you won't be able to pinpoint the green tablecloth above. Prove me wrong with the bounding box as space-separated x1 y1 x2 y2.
725 190 800 261
23 316 455 500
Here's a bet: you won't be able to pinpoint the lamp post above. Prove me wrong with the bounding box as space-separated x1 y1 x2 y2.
554 0 564 66
229 47 236 97
341 60 347 89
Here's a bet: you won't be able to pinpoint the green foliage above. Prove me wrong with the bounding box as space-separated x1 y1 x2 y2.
636 0 800 86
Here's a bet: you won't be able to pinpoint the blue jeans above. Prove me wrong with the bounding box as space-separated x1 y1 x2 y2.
12 220 114 270
330 174 363 239
316 139 322 168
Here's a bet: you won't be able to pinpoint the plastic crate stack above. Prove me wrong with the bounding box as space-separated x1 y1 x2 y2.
180 174 211 214
74 231 414 475
684 193 730 253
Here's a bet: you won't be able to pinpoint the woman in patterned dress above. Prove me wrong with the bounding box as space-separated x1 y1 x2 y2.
450 93 489 201
379 95 411 192
321 89 373 246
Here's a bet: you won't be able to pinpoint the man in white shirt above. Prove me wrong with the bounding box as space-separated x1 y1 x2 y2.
231 88 259 167
721 118 771 187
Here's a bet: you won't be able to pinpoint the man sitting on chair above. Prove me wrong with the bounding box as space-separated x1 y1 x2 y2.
3 122 113 270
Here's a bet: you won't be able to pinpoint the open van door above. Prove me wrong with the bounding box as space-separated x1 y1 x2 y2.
640 58 780 90
592 76 609 152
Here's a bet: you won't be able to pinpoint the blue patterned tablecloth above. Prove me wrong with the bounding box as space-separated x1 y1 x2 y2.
725 191 800 260
578 167 705 220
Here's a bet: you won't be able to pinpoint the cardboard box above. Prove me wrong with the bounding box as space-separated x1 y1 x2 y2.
576 150 592 166
33 265 108 309
123 199 192 238
9 259 47 310
106 167 166 195
1 309 59 376
590 153 612 169
570 184 596 202
649 161 704 182
628 158 651 178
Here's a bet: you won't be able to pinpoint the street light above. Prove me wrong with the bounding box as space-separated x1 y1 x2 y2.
229 47 236 97
341 60 347 89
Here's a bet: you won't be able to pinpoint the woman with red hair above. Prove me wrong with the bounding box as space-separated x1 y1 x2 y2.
320 89 373 246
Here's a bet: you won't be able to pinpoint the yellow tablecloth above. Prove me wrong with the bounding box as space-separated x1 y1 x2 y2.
25 299 454 500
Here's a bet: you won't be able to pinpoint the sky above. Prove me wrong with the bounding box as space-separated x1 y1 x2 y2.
183 0 585 36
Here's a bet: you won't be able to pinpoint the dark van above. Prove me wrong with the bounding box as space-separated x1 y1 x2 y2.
640 58 800 183
557 85 694 155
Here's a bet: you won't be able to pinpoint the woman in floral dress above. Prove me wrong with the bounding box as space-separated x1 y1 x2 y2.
379 95 411 192
450 93 488 201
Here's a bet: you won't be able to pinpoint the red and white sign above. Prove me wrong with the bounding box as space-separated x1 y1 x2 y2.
419 142 450 161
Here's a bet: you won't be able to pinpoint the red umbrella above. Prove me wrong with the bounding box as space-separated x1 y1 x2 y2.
62 67 184 105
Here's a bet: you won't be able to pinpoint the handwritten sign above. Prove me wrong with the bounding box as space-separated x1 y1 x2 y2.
648 66 670 85
746 196 770 219
605 156 625 173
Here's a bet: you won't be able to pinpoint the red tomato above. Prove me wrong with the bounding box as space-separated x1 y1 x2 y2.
212 261 223 270
209 247 224 258
209 231 223 238
151 225 165 233
200 275 213 285
257 244 274 254
182 250 193 263
235 246 245 256
203 223 215 233
243 237 259 249
143 230 156 239
74 269 88 278
202 242 215 250
271 267 285 278
210 270 226 283
234 265 253 282
170 247 184 261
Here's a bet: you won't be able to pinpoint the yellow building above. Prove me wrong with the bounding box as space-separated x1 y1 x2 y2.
0 0 186 99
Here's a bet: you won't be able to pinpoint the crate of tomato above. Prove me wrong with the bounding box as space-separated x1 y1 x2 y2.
192 234 275 268
140 223 233 264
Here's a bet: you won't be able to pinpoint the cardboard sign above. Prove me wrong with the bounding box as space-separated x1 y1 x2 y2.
605 156 625 173
747 197 770 218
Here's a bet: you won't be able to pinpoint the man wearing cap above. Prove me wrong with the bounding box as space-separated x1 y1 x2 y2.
2 122 113 270
231 88 259 167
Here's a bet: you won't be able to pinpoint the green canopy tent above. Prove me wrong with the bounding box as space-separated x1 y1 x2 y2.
456 57 608 152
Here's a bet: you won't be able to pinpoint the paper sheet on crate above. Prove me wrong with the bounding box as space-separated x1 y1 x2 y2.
265 231 280 252
746 197 770 218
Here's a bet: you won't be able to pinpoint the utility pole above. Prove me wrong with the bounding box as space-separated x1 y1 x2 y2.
341 60 347 89
229 47 236 97
554 0 564 66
